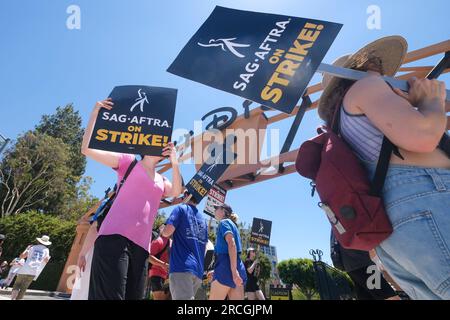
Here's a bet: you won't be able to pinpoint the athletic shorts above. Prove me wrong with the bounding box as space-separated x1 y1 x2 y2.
213 254 247 289
150 276 169 293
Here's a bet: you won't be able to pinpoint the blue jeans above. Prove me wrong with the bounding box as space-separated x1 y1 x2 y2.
364 162 450 300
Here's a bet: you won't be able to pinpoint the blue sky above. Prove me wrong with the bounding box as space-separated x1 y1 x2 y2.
0 0 449 263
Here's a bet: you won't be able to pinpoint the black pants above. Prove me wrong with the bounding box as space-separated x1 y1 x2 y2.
88 234 149 300
347 267 397 300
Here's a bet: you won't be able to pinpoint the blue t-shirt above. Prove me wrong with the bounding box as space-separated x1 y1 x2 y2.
215 219 242 255
166 204 207 279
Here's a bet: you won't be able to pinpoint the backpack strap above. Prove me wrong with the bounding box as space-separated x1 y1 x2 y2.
438 135 450 158
369 137 394 196
331 85 394 197
116 158 138 195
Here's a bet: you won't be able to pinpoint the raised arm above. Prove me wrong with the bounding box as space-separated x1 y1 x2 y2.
345 76 447 153
161 142 183 198
81 98 121 168
247 259 259 274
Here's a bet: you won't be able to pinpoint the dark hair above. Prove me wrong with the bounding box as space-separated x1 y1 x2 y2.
246 248 256 259
324 56 384 126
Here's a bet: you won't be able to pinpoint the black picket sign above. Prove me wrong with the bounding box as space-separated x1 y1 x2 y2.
168 6 342 114
250 217 273 246
186 137 237 203
89 85 177 156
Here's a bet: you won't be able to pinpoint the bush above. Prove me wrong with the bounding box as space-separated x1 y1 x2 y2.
0 211 76 291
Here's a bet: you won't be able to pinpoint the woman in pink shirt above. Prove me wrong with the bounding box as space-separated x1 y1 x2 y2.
81 98 182 300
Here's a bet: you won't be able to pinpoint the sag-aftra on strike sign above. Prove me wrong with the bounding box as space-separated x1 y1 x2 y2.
89 85 177 156
168 6 342 114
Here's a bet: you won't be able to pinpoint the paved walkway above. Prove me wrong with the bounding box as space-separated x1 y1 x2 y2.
0 288 69 300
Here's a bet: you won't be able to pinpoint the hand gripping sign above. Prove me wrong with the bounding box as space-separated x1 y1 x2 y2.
185 135 237 204
89 85 177 156
168 6 342 114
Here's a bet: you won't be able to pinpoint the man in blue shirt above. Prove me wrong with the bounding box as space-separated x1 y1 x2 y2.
162 192 208 300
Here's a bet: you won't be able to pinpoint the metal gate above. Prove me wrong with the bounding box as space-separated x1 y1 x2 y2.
310 249 354 300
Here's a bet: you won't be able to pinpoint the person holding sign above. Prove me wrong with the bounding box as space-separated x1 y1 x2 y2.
161 191 208 300
318 36 449 299
209 204 247 300
81 98 182 300
245 248 266 300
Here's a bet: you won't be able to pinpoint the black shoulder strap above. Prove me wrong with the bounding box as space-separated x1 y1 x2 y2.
439 135 450 158
332 82 395 197
369 137 394 196
116 158 138 195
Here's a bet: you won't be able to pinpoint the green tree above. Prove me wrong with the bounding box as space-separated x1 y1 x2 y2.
33 104 87 214
257 252 272 294
58 176 99 221
208 230 216 243
35 104 86 179
153 210 167 230
0 132 71 217
278 258 317 300
0 104 96 217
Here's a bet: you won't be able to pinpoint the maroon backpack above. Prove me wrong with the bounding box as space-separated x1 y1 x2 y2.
295 111 393 251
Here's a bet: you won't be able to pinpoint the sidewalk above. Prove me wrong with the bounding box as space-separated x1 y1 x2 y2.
0 288 70 300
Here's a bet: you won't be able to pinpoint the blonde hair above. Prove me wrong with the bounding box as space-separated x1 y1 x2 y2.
228 213 239 224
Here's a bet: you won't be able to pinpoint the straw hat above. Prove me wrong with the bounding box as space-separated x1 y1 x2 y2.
36 235 52 246
318 36 408 122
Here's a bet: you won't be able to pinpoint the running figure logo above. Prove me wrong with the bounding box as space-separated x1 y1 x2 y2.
197 38 250 58
130 89 149 112
205 152 223 173
258 221 264 233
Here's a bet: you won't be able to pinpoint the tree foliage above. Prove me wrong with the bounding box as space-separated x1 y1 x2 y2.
153 210 167 230
277 258 317 300
0 104 95 217
35 104 86 179
0 132 71 217
257 252 272 283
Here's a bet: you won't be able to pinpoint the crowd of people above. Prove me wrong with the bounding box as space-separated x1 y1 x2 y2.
2 34 447 301
0 234 52 300
71 106 267 300
73 35 448 301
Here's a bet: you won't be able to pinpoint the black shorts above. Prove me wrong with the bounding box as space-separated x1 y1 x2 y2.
150 276 169 293
245 279 260 293
89 234 149 300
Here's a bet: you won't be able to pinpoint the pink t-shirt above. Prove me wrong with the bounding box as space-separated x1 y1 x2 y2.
98 154 166 252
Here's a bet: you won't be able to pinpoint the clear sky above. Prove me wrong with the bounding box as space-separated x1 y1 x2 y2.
0 0 449 263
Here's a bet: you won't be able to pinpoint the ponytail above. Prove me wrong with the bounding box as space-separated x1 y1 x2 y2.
229 213 239 224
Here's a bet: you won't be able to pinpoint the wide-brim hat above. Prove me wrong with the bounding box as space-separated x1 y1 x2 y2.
36 235 52 246
318 36 408 122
